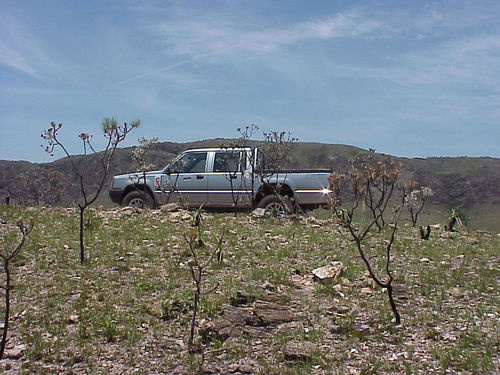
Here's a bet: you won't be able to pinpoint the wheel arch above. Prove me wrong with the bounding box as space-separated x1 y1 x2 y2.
122 184 156 207
254 183 294 206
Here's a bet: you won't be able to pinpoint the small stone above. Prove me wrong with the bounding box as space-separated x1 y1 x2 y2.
160 203 178 212
253 300 294 324
5 344 26 359
284 341 316 361
392 284 407 294
360 287 373 296
236 364 254 373
449 287 464 298
340 277 351 285
356 323 371 332
228 364 239 372
312 261 344 281
330 324 342 334
474 230 491 238
276 321 304 334
251 208 266 218
330 305 350 314
229 291 256 306
419 257 431 263
68 314 79 324
332 284 343 292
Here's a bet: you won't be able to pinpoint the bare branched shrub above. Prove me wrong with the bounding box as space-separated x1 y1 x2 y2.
329 150 405 324
130 137 158 206
255 130 298 215
257 130 297 182
0 219 34 358
184 226 224 352
219 124 259 216
132 137 158 173
404 180 433 228
41 119 139 263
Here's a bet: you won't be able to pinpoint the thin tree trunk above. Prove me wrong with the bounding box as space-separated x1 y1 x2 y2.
386 284 401 325
189 283 200 350
0 261 11 358
79 206 85 264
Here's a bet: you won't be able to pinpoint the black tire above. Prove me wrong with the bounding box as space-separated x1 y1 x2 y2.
256 194 293 217
122 191 155 209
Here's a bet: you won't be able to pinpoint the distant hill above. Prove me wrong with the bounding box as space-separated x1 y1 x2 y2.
1 139 499 219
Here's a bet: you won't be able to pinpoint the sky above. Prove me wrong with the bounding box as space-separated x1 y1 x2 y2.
1 0 500 163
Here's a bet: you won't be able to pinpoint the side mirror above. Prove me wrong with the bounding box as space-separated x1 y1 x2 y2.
165 167 171 175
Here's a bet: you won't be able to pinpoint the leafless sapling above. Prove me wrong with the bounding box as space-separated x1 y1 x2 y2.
42 119 139 263
184 227 225 352
404 180 433 228
129 137 158 207
329 150 405 324
0 219 33 359
255 130 298 216
219 124 259 216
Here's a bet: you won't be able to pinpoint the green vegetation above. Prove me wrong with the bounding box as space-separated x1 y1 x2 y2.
0 205 498 373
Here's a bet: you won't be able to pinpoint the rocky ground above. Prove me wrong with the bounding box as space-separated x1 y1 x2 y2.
0 205 498 374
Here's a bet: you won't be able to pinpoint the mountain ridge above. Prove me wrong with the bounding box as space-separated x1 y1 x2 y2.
1 139 499 211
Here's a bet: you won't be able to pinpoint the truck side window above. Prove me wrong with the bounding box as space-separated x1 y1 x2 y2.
214 152 242 173
171 152 207 173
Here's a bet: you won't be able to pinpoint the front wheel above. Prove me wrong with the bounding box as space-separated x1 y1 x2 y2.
122 191 155 209
256 195 293 217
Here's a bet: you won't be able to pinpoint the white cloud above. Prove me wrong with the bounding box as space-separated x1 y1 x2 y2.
151 10 383 57
0 42 39 78
397 33 500 87
0 15 42 78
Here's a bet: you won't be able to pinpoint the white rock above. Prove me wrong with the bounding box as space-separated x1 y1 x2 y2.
312 261 344 281
251 208 266 218
360 287 373 296
5 344 26 359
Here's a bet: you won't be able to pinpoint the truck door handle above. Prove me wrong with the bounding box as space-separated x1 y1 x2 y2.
230 175 237 180
196 175 204 180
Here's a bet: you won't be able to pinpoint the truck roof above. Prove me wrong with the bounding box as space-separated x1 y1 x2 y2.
181 147 253 153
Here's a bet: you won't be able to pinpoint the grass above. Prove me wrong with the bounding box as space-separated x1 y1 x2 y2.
0 204 498 374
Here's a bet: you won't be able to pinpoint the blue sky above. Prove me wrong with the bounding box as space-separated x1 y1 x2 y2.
1 0 499 162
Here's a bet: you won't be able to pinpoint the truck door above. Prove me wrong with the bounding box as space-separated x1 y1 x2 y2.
207 151 252 207
161 151 208 206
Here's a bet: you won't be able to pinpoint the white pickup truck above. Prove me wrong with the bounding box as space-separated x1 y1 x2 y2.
109 147 332 214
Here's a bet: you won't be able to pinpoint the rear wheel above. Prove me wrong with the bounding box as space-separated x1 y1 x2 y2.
257 194 293 217
122 191 155 209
